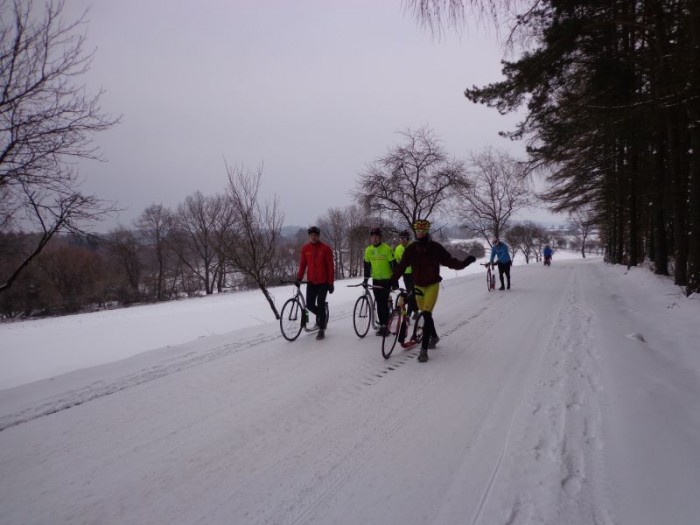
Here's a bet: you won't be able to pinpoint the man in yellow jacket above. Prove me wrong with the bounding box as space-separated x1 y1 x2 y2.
363 227 395 336
394 230 418 319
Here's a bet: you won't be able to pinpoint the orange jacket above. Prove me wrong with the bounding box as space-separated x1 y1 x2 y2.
297 241 334 285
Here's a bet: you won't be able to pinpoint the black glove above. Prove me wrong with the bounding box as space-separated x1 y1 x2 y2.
362 278 369 286
464 255 476 266
294 280 301 288
329 284 334 294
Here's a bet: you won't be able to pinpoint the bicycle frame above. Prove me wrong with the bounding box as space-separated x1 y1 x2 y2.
279 280 329 341
291 281 329 324
278 281 308 341
363 284 380 330
482 263 496 292
290 283 307 309
348 282 392 331
382 288 423 359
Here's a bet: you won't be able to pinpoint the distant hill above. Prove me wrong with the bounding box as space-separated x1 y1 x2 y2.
281 225 304 238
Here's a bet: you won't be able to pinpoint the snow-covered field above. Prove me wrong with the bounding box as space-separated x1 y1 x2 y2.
1 252 699 525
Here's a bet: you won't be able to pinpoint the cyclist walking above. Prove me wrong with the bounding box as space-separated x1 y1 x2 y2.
391 220 476 363
363 227 395 336
543 244 553 266
296 226 335 340
489 237 512 290
394 230 418 319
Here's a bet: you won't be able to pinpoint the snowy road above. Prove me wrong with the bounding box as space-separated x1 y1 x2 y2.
1 258 699 524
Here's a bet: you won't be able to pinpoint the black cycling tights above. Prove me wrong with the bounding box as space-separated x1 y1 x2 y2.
421 311 437 350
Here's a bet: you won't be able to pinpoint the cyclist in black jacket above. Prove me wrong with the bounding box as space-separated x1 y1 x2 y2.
392 220 476 363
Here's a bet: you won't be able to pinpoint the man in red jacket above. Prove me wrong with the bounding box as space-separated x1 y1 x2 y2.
296 226 335 340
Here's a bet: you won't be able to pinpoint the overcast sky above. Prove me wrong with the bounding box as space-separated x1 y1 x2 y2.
62 0 563 230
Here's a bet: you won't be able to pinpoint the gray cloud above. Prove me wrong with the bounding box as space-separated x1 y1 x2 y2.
63 0 559 230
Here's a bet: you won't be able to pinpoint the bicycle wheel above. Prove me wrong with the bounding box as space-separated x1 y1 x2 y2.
280 298 304 341
381 309 402 359
486 270 492 292
353 295 372 338
411 312 425 344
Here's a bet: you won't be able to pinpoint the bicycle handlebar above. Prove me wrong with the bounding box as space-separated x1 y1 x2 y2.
347 282 387 290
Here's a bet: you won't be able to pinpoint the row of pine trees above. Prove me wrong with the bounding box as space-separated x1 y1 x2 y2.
466 0 699 294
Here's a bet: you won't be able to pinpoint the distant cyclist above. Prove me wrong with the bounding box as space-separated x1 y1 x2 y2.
363 227 396 336
394 230 418 319
391 220 476 363
543 244 553 266
489 237 512 290
296 226 335 340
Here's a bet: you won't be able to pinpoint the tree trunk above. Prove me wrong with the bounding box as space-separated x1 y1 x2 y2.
259 284 280 320
686 0 700 294
652 127 669 275
628 147 639 266
668 111 688 286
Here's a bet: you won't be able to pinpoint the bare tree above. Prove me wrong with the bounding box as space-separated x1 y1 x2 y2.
404 0 526 46
36 239 105 313
345 204 370 278
404 0 467 36
354 126 465 232
0 0 119 292
221 164 284 319
135 204 175 301
173 192 227 295
105 227 143 303
455 147 531 246
504 220 545 263
569 207 595 259
211 199 236 294
317 207 348 279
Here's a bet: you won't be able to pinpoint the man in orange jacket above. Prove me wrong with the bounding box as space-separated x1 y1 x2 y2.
296 226 335 340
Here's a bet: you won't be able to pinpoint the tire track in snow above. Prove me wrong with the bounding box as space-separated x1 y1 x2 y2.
0 303 446 433
0 331 282 432
251 302 494 525
0 298 365 433
483 266 615 524
231 345 444 525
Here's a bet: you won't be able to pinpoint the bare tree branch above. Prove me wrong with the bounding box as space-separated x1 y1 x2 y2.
172 191 225 295
354 126 465 232
455 147 532 244
221 163 284 319
0 0 120 292
569 206 596 259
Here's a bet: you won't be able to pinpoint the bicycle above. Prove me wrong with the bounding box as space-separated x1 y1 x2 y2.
348 282 395 338
279 281 329 342
482 262 496 292
382 288 424 359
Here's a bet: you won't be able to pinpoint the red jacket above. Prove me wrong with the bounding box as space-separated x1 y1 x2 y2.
297 241 334 285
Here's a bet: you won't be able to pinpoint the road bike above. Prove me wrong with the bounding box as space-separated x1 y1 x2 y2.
382 288 424 359
482 263 496 292
348 282 395 338
279 281 329 342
